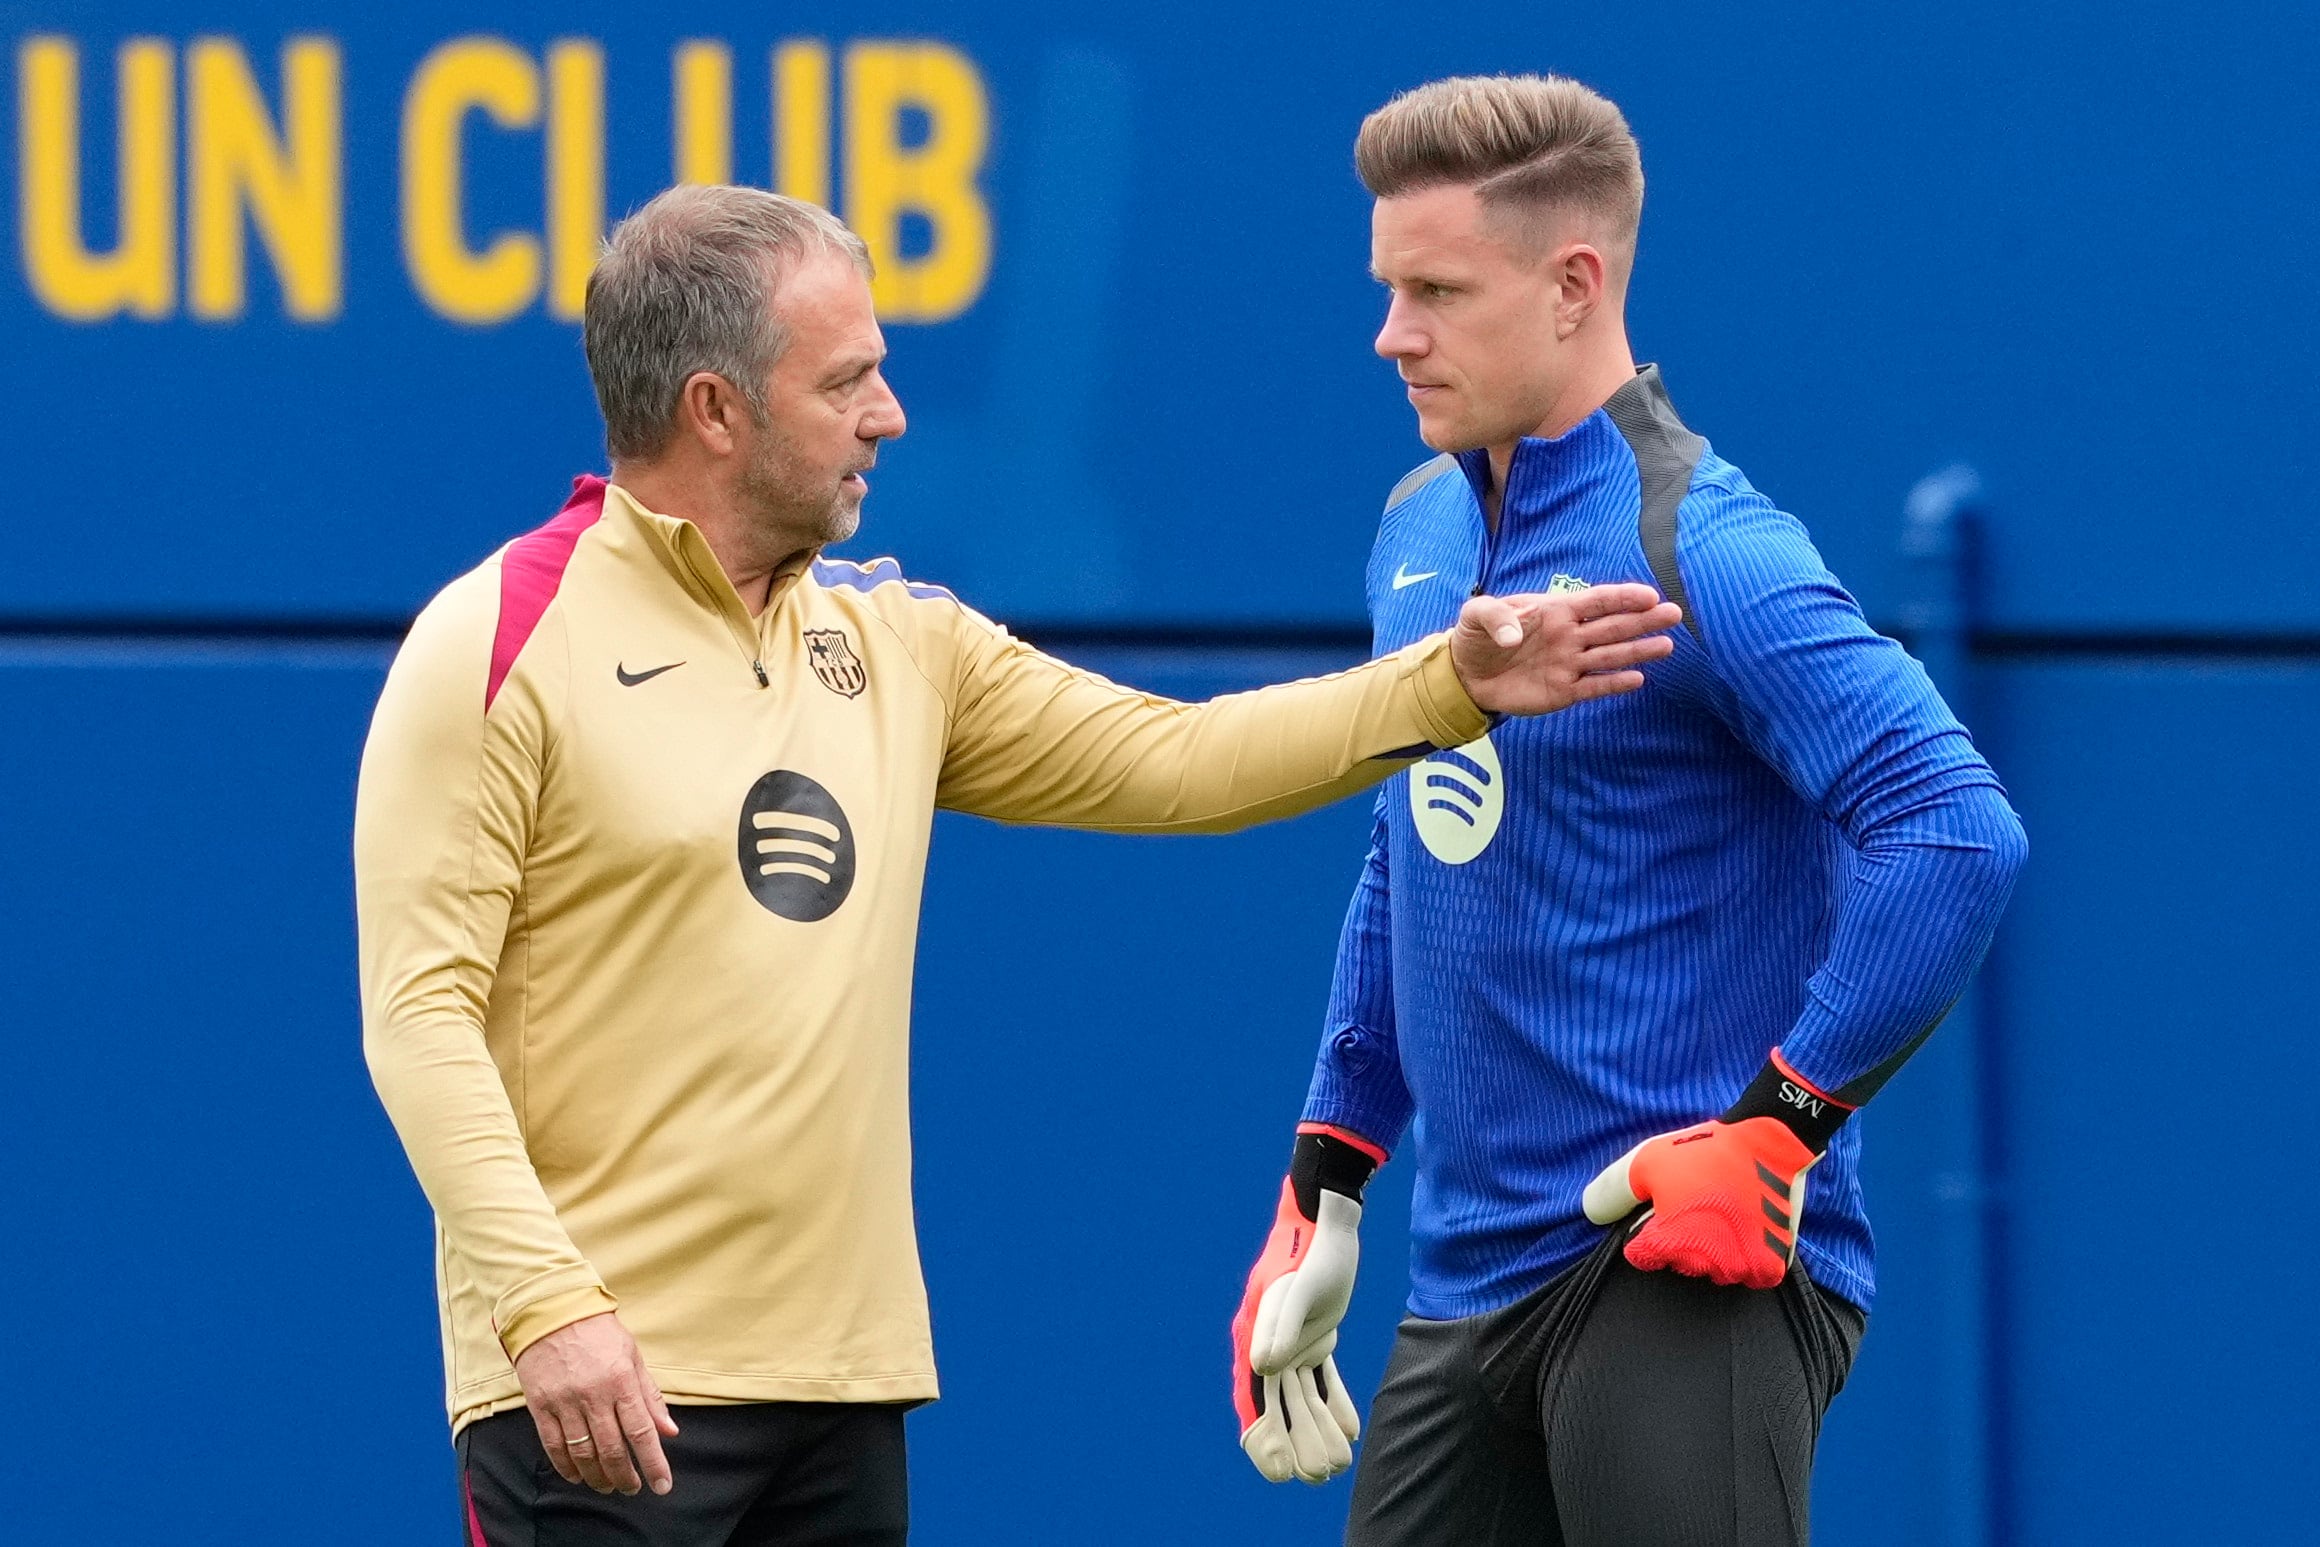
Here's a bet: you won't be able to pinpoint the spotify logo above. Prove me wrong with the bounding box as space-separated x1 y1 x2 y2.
1409 735 1503 864
736 770 856 922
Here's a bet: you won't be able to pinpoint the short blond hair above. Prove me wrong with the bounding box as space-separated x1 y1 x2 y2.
1355 75 1643 254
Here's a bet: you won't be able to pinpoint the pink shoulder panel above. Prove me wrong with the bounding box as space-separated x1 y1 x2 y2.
486 475 607 710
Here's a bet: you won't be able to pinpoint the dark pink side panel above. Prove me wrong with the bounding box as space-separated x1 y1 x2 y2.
485 475 607 711
463 1469 490 1545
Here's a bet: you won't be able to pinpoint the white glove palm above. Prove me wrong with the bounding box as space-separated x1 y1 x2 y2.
1250 1190 1363 1373
1241 1354 1362 1485
1237 1189 1365 1484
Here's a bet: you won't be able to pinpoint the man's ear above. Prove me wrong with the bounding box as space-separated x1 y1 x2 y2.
675 372 744 457
1553 243 1609 339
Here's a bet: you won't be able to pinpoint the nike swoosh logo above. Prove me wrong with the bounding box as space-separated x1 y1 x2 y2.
615 661 684 687
1392 564 1440 590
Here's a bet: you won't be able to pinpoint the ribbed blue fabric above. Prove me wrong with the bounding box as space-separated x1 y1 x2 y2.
1301 384 2027 1318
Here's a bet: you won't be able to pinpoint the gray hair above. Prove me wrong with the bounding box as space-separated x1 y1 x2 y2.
583 184 873 460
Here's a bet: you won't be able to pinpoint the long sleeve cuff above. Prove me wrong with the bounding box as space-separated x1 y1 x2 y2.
496 1277 621 1362
1405 636 1491 752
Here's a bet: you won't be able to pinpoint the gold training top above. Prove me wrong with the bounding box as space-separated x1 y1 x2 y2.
355 478 1488 1430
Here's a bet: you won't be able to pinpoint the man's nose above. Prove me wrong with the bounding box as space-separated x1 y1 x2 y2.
863 376 907 441
1374 297 1422 360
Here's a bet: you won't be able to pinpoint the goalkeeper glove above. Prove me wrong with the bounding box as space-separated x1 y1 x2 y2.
1582 1049 1855 1289
1232 1123 1384 1484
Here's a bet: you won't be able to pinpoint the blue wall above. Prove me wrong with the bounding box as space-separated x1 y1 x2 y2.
1978 661 2320 1544
11 643 2314 1544
6 2 2318 1543
0 644 1956 1543
8 4 2320 628
0 645 443 1535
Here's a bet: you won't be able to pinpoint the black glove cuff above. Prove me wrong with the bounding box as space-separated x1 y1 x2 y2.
1721 1053 1856 1153
1289 1130 1382 1219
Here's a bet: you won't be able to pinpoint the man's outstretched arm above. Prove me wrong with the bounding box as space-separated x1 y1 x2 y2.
934 587 1679 830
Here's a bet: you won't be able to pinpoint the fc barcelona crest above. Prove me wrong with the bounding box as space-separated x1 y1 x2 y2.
804 629 868 698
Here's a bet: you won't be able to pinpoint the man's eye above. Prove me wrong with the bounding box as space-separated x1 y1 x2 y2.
1422 283 1454 300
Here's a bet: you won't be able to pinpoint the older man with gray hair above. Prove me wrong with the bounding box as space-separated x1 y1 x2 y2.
355 183 1679 1545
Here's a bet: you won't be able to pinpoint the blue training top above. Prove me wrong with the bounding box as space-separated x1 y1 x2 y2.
1301 366 2026 1318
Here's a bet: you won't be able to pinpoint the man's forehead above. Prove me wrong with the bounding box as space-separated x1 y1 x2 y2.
769 252 876 330
1373 184 1488 235
1373 186 1581 276
1371 186 1496 268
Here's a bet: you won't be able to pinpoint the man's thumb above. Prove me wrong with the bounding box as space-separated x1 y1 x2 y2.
1250 1272 1322 1375
1583 1140 1650 1225
1461 594 1525 650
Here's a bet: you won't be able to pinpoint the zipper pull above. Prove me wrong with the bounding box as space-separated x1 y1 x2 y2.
752 660 770 687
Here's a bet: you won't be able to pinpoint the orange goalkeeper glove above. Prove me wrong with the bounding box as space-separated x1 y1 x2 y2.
1232 1123 1385 1483
1582 1049 1856 1289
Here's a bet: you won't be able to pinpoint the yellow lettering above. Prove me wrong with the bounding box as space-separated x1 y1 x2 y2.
18 36 174 321
188 37 342 321
401 37 540 325
673 41 732 186
545 40 603 322
844 42 991 322
773 40 830 209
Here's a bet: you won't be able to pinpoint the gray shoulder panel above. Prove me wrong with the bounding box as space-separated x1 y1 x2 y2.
1384 453 1458 512
1602 365 1707 645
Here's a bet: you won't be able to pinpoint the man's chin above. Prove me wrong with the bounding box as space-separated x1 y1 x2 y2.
819 494 864 547
1416 417 1483 455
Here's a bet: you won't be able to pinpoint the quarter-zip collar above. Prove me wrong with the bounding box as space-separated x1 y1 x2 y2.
1453 364 1670 537
601 479 819 684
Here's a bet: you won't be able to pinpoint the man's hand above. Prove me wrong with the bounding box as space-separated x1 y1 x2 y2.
1236 1181 1363 1484
1582 1115 1816 1288
1234 1124 1383 1484
1582 1050 1856 1289
513 1312 680 1496
1451 584 1682 715
1247 1182 1362 1378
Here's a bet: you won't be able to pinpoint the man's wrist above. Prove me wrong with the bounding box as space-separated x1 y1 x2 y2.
1410 635 1494 748
1720 1048 1856 1153
499 1283 622 1363
1290 1123 1387 1217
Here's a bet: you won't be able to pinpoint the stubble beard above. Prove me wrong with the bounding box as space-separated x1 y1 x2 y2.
738 431 862 550
819 491 863 547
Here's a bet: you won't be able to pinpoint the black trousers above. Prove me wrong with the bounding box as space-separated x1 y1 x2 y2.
459 1402 909 1547
1345 1226 1865 1547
